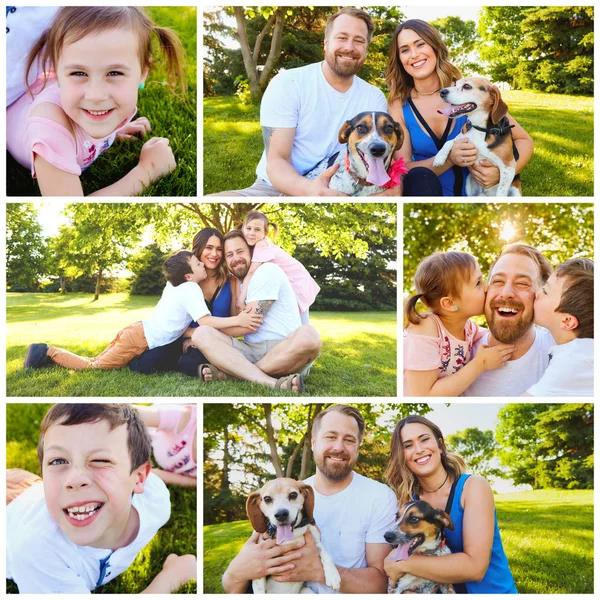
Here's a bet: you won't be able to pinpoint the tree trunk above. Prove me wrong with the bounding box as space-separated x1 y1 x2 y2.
93 269 102 301
300 404 324 480
59 276 66 294
286 433 306 478
263 403 284 477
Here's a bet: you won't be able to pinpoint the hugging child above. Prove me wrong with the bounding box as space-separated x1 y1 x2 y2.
6 403 196 593
24 250 261 372
239 211 320 323
7 6 184 196
524 257 594 396
404 251 514 396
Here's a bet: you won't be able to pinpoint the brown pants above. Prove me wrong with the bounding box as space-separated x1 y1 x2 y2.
7 468 42 505
47 321 148 370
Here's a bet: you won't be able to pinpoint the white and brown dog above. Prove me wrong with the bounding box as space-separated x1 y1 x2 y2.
432 77 521 197
384 500 455 594
246 478 341 594
305 111 405 196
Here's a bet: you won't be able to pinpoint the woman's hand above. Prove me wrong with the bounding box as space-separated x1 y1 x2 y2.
449 138 478 167
384 551 407 588
136 137 177 184
469 159 500 188
117 117 152 141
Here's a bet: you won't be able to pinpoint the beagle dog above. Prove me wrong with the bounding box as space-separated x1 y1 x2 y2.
305 111 405 196
432 77 521 197
246 478 341 594
384 500 455 594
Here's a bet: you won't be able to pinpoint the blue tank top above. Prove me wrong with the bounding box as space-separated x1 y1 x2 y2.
211 278 232 317
402 99 468 196
445 474 517 594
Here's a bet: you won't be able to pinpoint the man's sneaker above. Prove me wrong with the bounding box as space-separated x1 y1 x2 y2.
24 343 51 368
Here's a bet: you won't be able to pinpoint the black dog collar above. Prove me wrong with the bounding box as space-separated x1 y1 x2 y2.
466 119 515 136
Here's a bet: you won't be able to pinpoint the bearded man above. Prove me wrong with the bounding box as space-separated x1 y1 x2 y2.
463 243 555 396
211 8 397 197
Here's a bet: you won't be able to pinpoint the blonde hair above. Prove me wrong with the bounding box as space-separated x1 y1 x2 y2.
385 415 467 504
385 19 462 105
25 6 185 97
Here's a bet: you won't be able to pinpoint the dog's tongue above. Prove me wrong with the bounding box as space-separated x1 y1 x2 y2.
389 543 411 562
276 524 295 545
366 156 391 186
437 106 454 116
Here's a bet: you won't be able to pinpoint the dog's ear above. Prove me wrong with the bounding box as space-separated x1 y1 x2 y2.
490 85 508 124
392 119 404 151
299 483 315 522
246 491 267 533
338 120 354 144
434 509 454 531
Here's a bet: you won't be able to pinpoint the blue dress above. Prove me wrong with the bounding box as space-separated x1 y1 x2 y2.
402 97 468 196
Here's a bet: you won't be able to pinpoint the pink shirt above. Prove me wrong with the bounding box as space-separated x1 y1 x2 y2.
7 75 135 177
252 238 320 312
403 313 486 395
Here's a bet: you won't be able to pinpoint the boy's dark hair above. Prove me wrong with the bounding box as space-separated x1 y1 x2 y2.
312 404 365 442
555 257 594 339
38 404 151 473
163 250 193 286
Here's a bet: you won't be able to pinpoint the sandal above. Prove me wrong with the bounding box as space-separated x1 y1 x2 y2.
275 373 305 394
198 363 231 382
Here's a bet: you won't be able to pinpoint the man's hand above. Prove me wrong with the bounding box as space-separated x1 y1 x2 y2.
469 159 500 188
307 163 349 197
271 528 326 585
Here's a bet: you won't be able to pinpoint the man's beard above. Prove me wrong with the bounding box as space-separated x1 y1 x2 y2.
324 50 365 78
314 451 356 481
486 299 533 343
229 259 249 280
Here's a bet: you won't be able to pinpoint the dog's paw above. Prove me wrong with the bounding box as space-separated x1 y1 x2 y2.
252 578 266 594
432 154 445 168
325 566 341 592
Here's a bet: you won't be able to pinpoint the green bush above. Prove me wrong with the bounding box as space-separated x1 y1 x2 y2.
129 244 168 296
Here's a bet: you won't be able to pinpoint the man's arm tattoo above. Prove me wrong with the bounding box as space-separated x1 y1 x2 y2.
256 300 274 316
262 126 274 154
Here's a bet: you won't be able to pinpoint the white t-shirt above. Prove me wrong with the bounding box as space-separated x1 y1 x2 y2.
527 337 594 396
7 473 170 593
303 471 397 594
256 61 388 185
244 262 302 343
463 326 555 397
143 281 209 349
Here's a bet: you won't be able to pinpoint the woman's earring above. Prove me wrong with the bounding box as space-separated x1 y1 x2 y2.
139 83 145 90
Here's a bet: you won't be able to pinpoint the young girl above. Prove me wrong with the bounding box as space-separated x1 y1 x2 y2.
404 251 514 396
7 6 184 196
238 211 320 324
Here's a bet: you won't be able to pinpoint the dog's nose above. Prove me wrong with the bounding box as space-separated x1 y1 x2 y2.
369 143 386 157
274 509 289 522
440 88 449 97
384 531 396 543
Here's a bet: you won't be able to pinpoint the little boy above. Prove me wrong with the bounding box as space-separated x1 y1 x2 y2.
525 257 593 396
6 403 196 593
23 250 260 372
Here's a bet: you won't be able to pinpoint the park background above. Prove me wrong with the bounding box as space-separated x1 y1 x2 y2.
203 5 593 196
6 202 396 397
203 402 593 594
6 402 197 594
7 6 197 197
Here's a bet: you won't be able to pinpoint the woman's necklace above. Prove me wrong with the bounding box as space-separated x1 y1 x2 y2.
414 87 441 96
421 471 449 493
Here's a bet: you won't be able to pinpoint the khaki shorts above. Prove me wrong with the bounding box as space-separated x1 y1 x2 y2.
210 178 282 197
230 337 312 376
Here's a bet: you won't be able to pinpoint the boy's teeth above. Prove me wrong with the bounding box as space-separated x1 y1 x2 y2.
67 503 101 516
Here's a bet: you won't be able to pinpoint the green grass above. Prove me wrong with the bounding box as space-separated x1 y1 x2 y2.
203 91 593 196
6 293 396 397
202 489 593 594
6 403 196 594
7 6 197 197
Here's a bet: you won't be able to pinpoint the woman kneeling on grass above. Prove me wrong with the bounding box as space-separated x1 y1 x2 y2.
7 6 185 196
384 415 517 593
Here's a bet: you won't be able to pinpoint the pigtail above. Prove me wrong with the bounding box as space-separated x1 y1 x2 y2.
152 25 186 95
404 293 424 325
24 29 50 98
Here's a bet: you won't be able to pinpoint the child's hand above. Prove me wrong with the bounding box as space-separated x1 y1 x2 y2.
117 117 151 141
182 339 196 353
237 308 263 331
160 553 197 590
474 344 515 371
137 137 176 183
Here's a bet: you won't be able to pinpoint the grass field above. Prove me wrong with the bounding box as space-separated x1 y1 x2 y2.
7 6 197 197
6 403 197 594
203 91 593 196
6 293 397 397
202 489 593 594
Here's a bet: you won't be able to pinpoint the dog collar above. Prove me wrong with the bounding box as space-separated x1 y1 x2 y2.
466 119 515 136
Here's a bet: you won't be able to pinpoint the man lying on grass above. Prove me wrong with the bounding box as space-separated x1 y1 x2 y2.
23 250 261 373
6 403 196 593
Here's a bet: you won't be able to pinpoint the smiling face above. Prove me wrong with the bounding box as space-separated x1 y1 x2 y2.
397 28 437 81
400 422 443 477
311 411 360 482
324 14 368 78
224 235 252 280
42 420 148 549
57 27 147 139
485 253 539 343
199 235 223 272
243 219 267 247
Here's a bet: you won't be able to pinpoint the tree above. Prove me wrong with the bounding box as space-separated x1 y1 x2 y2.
447 428 504 480
432 16 480 75
128 244 169 296
45 225 84 293
6 204 47 291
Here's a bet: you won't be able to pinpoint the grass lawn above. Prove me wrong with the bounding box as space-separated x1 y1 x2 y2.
6 403 196 594
203 489 593 594
6 293 396 397
7 6 197 197
203 91 593 196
